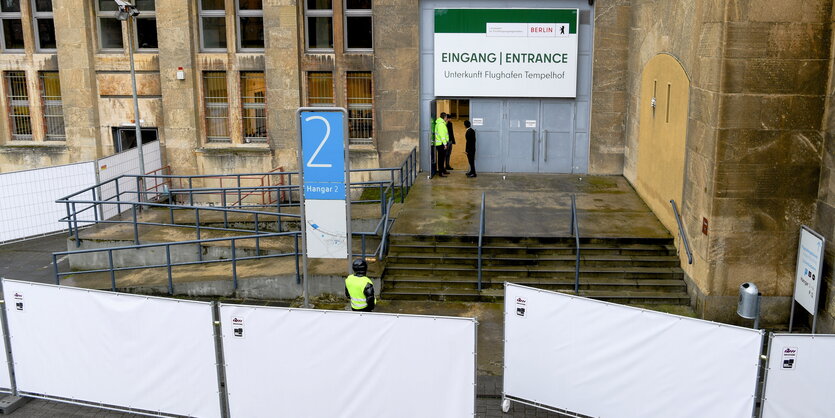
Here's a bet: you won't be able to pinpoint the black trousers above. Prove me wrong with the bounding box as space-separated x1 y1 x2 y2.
445 143 454 168
467 152 476 175
435 145 447 174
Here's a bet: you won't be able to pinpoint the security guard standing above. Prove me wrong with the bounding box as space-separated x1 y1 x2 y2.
345 258 376 312
433 112 450 177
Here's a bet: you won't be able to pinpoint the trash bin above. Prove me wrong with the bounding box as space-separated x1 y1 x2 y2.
737 282 759 320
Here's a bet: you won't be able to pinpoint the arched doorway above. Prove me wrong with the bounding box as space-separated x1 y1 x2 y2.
636 54 690 232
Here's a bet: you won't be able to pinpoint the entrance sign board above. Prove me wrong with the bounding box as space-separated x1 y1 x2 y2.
298 109 350 259
793 226 825 315
434 9 579 98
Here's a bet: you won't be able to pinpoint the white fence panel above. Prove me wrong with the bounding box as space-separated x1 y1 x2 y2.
2 279 220 417
761 334 835 418
0 287 10 393
504 283 763 418
0 162 97 243
220 304 476 418
99 141 163 220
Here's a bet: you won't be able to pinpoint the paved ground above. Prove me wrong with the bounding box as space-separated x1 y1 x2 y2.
393 173 671 239
0 234 69 284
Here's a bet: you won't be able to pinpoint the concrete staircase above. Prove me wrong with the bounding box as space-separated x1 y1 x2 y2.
382 234 689 305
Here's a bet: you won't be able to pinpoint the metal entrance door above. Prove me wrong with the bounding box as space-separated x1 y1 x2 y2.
469 99 503 172
505 100 539 173
539 101 574 172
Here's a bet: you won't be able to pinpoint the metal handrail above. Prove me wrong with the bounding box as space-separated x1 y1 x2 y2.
571 194 580 295
52 148 420 294
52 231 301 294
477 192 486 291
670 200 693 265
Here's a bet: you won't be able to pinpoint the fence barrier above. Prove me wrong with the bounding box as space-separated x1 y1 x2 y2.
503 283 764 418
0 278 475 417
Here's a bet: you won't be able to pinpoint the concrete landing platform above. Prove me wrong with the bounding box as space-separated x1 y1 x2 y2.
391 173 671 239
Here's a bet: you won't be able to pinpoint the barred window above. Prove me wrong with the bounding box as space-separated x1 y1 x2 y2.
307 72 333 106
32 0 55 51
1 0 24 52
347 72 372 144
5 71 31 140
237 0 263 50
203 71 230 141
96 0 123 50
305 0 333 50
40 72 64 140
345 0 371 50
199 0 227 51
241 72 266 142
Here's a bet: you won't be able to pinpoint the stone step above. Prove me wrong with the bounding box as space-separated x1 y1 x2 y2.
389 234 675 247
384 264 684 279
388 244 677 257
386 254 682 268
384 276 688 293
380 287 691 305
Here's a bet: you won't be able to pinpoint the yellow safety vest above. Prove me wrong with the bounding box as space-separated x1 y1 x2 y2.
345 274 374 310
433 118 449 146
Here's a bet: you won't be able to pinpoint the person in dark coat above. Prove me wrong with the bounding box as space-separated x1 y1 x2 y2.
445 118 456 170
465 120 477 177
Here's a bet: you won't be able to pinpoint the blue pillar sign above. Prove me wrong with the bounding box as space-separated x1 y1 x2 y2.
297 109 351 263
301 112 346 200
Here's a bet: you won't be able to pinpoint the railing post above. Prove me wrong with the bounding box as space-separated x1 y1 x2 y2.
92 188 99 223
115 180 122 215
195 207 203 262
170 205 175 225
136 176 142 205
379 183 385 215
188 178 194 206
670 200 694 265
295 233 301 284
275 187 283 233
132 204 139 245
52 254 60 285
108 249 116 291
477 192 485 291
72 202 80 248
65 203 73 240
399 167 405 203
166 245 173 295
222 193 229 228
237 175 242 207
361 235 366 258
572 194 580 296
231 239 238 290
255 213 260 255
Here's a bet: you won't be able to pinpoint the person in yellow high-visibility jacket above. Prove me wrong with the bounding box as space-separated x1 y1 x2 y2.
345 259 376 311
433 112 450 177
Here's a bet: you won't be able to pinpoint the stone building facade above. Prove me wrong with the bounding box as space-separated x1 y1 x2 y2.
0 0 834 329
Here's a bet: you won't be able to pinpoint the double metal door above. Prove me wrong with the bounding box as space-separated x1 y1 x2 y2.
472 99 576 173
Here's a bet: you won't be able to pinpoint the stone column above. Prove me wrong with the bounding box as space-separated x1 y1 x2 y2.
373 0 420 168
53 0 100 161
156 0 200 175
264 0 301 170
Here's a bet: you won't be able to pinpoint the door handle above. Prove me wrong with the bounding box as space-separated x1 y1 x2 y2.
543 129 549 162
531 130 536 161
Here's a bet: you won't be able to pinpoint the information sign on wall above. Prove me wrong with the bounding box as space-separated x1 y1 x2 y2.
793 226 825 315
434 9 579 98
299 110 349 259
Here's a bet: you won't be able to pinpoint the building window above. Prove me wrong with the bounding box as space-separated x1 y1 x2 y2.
347 72 372 144
96 0 123 50
305 0 333 50
203 71 230 141
5 71 31 140
32 0 55 51
39 72 63 140
199 0 227 51
0 0 24 52
241 72 266 142
237 0 263 50
134 0 157 50
344 0 371 50
307 72 333 106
